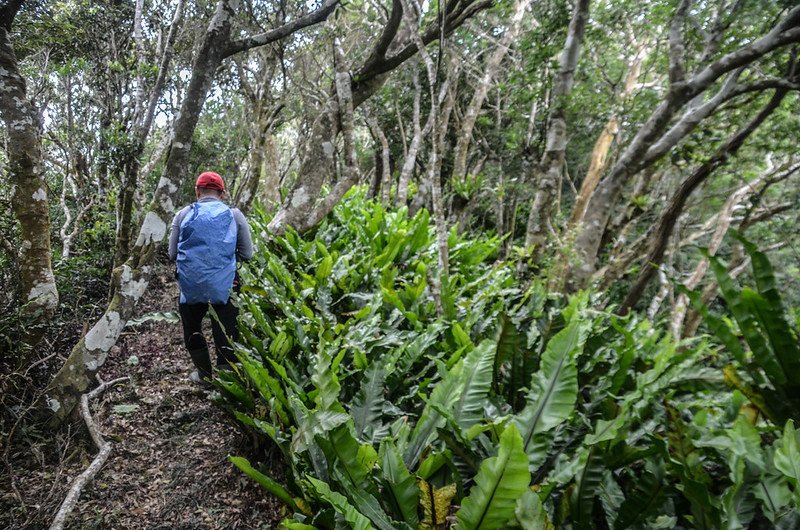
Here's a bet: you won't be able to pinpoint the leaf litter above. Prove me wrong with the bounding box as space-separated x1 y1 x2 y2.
1 270 285 530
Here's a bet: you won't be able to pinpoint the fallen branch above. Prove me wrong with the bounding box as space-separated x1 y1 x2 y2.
49 376 127 530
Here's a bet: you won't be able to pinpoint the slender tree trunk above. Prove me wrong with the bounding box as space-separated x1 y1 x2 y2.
234 101 282 214
617 86 790 315
259 132 282 211
113 0 185 271
367 117 392 203
0 24 59 350
524 0 590 257
397 63 431 206
113 157 140 268
451 0 531 180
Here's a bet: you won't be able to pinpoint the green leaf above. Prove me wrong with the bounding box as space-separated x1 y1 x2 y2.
316 254 334 283
292 408 350 454
307 476 375 530
125 310 180 327
351 363 386 443
229 456 298 511
774 420 800 503
740 287 800 389
614 460 666 530
379 439 419 527
516 488 553 530
112 403 139 414
278 521 317 530
494 314 527 409
319 424 374 491
584 417 624 446
754 472 792 523
514 319 586 469
679 284 746 365
571 446 605 530
455 424 531 530
452 340 496 431
405 361 465 468
708 253 785 386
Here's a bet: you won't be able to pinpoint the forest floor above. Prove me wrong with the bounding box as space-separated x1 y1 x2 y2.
1 270 284 530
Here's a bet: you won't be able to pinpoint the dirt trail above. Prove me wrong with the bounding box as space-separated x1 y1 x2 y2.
8 271 284 530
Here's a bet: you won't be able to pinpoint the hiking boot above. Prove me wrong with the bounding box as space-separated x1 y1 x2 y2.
189 370 212 388
188 347 212 378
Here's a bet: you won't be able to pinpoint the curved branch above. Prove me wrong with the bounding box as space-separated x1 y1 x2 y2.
223 0 340 58
49 377 128 530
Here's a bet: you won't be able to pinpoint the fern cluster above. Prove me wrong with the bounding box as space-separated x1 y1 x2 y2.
214 189 800 529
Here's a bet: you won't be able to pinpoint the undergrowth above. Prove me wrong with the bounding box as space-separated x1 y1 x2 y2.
213 188 800 529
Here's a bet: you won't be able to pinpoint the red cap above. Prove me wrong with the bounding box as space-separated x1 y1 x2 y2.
196 171 225 191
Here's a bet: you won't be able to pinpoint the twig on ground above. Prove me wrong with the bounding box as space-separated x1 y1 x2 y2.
48 376 128 530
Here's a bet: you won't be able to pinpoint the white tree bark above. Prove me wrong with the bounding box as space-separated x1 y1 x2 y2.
0 15 59 348
451 0 532 180
524 0 590 256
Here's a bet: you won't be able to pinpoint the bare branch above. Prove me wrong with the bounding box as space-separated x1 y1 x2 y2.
223 0 340 58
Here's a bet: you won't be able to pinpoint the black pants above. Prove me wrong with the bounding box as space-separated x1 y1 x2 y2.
179 299 238 366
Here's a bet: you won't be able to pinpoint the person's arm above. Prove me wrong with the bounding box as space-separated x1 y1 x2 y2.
232 209 254 260
168 207 189 261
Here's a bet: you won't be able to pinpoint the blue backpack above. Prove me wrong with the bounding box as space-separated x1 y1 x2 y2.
176 201 238 304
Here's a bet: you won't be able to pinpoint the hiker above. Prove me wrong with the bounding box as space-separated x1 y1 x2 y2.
168 171 253 385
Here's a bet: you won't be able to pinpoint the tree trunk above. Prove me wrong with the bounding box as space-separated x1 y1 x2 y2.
617 86 790 315
524 0 590 257
0 24 59 350
397 63 431 206
450 0 531 180
368 117 392 203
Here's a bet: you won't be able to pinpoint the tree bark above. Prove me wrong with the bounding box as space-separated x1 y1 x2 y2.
617 86 790 315
0 22 59 349
397 62 432 206
450 0 531 180
367 117 392 203
524 0 590 257
567 43 647 228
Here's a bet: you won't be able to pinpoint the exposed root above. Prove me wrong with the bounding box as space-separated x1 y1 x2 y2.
48 376 128 530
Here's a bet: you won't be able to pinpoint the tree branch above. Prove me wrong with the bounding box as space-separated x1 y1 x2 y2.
358 0 404 75
354 0 493 84
668 0 691 85
223 0 339 58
